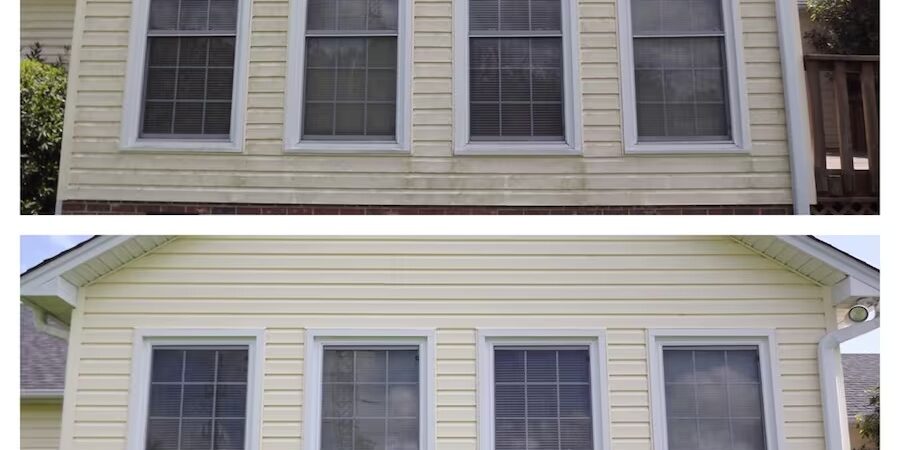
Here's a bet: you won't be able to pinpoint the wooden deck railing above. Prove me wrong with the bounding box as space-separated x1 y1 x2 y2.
804 54 879 214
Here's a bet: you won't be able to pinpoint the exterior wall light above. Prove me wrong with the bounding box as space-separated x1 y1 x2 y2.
847 304 872 323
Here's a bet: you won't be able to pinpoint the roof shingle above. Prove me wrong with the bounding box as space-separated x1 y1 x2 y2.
842 353 880 419
20 304 68 391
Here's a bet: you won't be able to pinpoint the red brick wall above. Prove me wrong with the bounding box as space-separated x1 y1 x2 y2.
61 200 794 215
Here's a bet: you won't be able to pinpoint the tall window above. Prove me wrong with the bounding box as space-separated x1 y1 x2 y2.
301 0 399 140
320 347 420 450
661 347 767 450
140 0 238 138
145 346 249 450
630 0 731 141
468 0 564 140
493 347 594 450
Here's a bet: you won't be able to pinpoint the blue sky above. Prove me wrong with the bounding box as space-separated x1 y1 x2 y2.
20 235 879 353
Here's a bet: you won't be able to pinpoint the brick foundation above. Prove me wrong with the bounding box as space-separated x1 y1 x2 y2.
61 200 794 215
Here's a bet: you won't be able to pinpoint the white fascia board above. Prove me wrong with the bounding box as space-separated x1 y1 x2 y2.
831 276 880 306
776 236 880 290
20 236 134 287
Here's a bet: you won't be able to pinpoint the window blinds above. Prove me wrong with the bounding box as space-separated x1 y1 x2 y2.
321 348 420 450
631 0 731 140
662 348 767 450
145 347 249 450
494 348 594 450
141 0 238 138
469 0 564 140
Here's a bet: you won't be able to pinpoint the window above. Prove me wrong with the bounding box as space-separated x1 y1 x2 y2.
648 330 784 450
304 330 435 450
121 0 249 150
284 0 412 152
126 330 262 450
454 0 582 154
618 0 750 152
146 347 249 450
477 330 609 450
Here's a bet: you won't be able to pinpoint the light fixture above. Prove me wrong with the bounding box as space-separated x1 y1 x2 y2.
847 304 871 323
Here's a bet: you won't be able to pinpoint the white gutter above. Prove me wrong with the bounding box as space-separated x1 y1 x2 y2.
21 389 65 402
775 0 815 214
818 316 880 450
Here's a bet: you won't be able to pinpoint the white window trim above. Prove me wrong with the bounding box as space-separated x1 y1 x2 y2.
125 328 265 450
303 328 436 450
119 0 251 153
283 0 413 154
452 0 583 156
646 329 787 450
616 0 752 154
476 328 611 450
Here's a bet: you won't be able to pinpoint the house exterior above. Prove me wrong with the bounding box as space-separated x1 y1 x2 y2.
41 0 823 215
841 353 879 449
20 0 76 61
20 235 880 450
20 304 68 450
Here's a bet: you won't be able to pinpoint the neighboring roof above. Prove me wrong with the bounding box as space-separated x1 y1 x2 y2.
842 354 880 419
21 235 879 324
20 304 67 396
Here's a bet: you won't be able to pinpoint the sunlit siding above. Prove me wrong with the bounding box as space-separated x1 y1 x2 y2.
20 0 76 61
58 0 793 207
21 402 63 450
62 236 826 450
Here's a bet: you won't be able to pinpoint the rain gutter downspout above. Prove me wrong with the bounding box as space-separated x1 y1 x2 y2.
818 315 880 450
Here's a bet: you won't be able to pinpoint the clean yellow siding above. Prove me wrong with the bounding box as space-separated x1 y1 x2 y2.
20 0 76 61
61 236 827 450
58 0 793 207
21 402 63 450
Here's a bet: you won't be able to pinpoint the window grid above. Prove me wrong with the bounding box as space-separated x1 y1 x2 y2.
146 346 249 450
140 0 237 139
662 347 767 450
469 0 564 141
631 0 731 141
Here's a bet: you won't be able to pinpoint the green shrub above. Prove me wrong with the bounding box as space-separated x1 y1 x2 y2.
21 57 67 214
855 386 879 449
805 0 879 55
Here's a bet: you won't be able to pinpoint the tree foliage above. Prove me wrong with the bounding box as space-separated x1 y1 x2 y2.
21 45 67 214
855 386 879 450
805 0 879 55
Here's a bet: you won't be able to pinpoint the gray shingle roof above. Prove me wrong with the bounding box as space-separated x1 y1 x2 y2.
20 304 68 391
842 353 880 419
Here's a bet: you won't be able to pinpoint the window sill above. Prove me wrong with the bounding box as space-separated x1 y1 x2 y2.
455 142 581 156
285 141 410 155
625 141 750 155
121 139 242 153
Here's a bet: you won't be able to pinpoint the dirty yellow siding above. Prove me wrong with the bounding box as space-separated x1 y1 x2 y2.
58 0 793 207
21 402 63 450
20 0 76 61
59 236 828 450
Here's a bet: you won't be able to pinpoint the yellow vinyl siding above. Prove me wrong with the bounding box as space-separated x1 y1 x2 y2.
21 402 63 450
58 0 793 207
60 236 828 450
20 0 76 61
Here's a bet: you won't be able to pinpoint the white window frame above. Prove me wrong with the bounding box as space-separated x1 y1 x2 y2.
283 0 413 154
476 328 611 450
124 328 265 450
617 0 752 154
647 329 787 450
120 0 251 152
452 0 583 156
303 328 436 450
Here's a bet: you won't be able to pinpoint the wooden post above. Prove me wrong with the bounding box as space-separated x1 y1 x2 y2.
832 61 855 195
860 62 879 194
805 59 828 193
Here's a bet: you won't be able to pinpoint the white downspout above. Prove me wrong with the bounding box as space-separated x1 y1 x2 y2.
775 0 815 214
818 315 880 450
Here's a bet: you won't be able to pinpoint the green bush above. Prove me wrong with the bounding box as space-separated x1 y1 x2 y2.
805 0 879 55
855 386 879 449
21 57 67 214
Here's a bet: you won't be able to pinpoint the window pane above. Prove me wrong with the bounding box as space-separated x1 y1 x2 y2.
321 348 420 450
470 0 561 32
141 37 235 137
662 348 766 450
145 348 248 450
632 0 723 35
633 37 730 140
302 37 397 139
307 0 397 31
493 348 593 450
